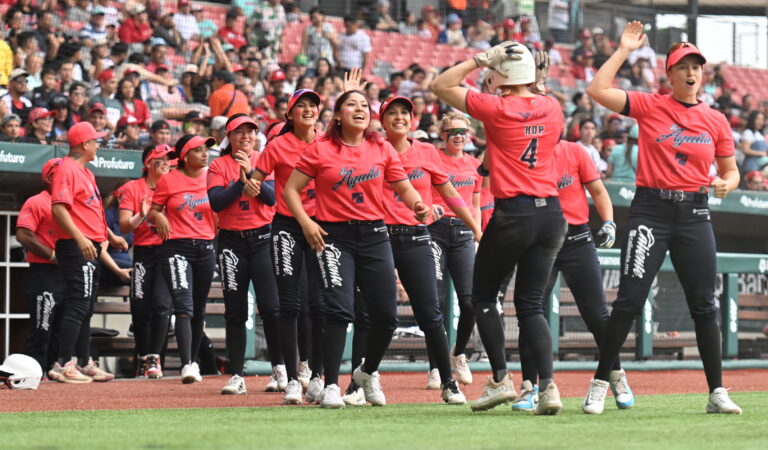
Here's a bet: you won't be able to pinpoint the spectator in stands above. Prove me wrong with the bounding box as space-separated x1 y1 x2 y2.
606 124 638 183
628 38 657 72
154 13 184 51
2 68 32 123
0 113 22 141
113 115 141 149
628 58 653 89
571 51 596 82
79 8 107 47
95 0 118 27
421 5 441 41
31 66 59 108
467 19 492 50
548 0 569 42
600 114 626 144
743 170 767 191
438 13 467 48
517 16 540 45
398 67 432 99
87 103 113 143
66 0 91 23
145 44 168 74
364 82 381 116
577 118 605 171
398 11 418 35
118 4 153 45
593 38 615 70
336 16 372 73
218 9 247 49
182 111 208 136
115 78 151 128
570 91 594 117
572 28 595 62
716 82 739 112
49 94 72 142
601 138 616 166
741 94 756 116
740 110 766 173
301 8 337 73
90 70 121 124
32 10 60 58
209 70 250 117
370 0 398 32
193 5 218 40
248 0 286 59
21 107 54 144
174 0 198 42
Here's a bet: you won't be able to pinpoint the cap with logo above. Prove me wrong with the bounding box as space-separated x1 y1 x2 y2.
68 121 107 147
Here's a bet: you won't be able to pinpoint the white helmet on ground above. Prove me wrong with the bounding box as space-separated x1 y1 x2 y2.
483 45 536 93
0 354 43 390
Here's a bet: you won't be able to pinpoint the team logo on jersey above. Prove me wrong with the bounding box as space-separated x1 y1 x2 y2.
656 124 712 148
239 200 250 211
518 112 531 120
85 187 101 206
449 174 476 188
352 192 364 204
675 152 689 166
557 172 575 190
332 167 381 190
307 188 316 199
625 225 655 279
177 194 209 212
408 166 425 181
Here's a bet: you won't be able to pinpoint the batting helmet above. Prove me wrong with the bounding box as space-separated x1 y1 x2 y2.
483 46 536 92
0 354 43 390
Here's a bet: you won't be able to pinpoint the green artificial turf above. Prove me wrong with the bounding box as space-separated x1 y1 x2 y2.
3 392 765 449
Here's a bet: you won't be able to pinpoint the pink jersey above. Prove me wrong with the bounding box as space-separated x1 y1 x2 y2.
50 157 108 241
295 137 408 222
117 178 162 246
255 131 319 217
208 152 275 230
153 169 216 240
627 91 734 191
465 91 564 199
432 150 481 218
383 140 449 225
554 141 601 226
17 191 57 264
479 185 494 232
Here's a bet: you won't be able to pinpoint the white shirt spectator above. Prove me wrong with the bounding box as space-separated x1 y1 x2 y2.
80 22 108 43
174 12 199 42
548 47 563 66
629 43 657 69
338 30 371 70
100 4 119 27
548 0 569 31
578 141 606 172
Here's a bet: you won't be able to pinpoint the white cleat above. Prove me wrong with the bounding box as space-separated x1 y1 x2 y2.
426 368 441 390
181 363 202 384
284 379 303 405
582 379 610 414
319 384 346 409
352 366 386 406
609 369 635 409
534 382 562 415
451 353 473 385
275 364 288 391
221 374 247 395
441 379 467 405
297 361 311 390
342 382 366 406
706 387 743 414
305 376 325 404
470 372 517 412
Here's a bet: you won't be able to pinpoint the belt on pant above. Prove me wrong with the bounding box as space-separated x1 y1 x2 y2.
495 195 554 208
387 224 426 235
438 217 466 226
638 187 708 203
341 219 384 226
220 226 270 239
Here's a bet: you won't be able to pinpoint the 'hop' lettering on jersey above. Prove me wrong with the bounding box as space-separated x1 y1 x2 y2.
332 167 381 191
655 124 713 148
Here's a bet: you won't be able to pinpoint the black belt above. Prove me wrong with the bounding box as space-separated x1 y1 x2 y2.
220 225 271 239
387 225 426 235
438 217 466 226
495 195 555 208
342 219 384 225
638 187 708 203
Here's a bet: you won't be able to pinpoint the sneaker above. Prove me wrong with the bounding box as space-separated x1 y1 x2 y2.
221 374 247 395
78 358 115 382
265 364 287 392
426 368 441 390
297 361 311 389
283 379 303 404
609 369 635 409
181 362 202 384
265 374 279 392
306 376 325 404
320 384 346 409
451 353 473 385
135 356 147 378
582 379 610 414
48 360 92 384
706 387 743 414
342 381 367 406
441 379 467 405
534 382 562 415
470 373 517 412
512 380 539 411
146 354 163 379
352 366 386 406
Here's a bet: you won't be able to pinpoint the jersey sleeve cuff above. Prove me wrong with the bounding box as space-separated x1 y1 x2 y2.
294 167 314 178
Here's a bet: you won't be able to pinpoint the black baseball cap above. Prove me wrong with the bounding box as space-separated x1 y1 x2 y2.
184 111 209 123
212 70 235 84
151 120 171 132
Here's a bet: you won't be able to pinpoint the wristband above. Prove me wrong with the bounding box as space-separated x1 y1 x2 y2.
129 212 146 229
444 197 467 208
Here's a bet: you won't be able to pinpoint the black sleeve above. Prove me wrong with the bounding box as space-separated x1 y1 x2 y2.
257 180 276 207
620 92 630 116
207 181 245 212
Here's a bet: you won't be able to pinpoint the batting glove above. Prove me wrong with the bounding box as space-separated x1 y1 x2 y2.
532 51 550 95
596 221 616 249
474 41 524 68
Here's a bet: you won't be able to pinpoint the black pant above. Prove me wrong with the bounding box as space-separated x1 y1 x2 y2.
272 213 325 380
473 196 567 380
428 217 475 356
594 188 723 391
23 263 64 370
218 227 282 375
54 239 102 364
159 238 215 366
131 245 171 358
315 220 398 386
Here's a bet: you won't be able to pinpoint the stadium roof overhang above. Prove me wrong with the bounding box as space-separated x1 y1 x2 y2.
584 0 768 16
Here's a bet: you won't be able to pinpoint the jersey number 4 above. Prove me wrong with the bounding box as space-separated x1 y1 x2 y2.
520 138 538 169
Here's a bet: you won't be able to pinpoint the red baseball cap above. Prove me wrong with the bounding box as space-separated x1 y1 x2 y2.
143 144 174 166
68 121 107 147
88 103 107 115
178 0 190 5
29 107 55 121
666 42 706 72
226 115 258 134
270 70 286 82
117 115 140 128
41 158 63 184
232 63 245 73
502 18 515 29
177 135 216 161
97 70 115 83
379 96 413 117
287 89 321 114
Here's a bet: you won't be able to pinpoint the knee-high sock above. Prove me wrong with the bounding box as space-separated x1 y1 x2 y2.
226 322 247 376
594 309 635 381
279 316 298 380
694 315 723 393
322 320 348 386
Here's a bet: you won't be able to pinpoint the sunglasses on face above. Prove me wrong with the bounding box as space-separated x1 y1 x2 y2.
443 128 468 136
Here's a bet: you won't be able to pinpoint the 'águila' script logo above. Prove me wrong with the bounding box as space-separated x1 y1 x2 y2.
656 124 712 148
557 171 574 190
332 167 381 190
177 194 209 211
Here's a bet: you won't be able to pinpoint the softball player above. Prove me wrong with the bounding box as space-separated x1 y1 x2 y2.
253 89 327 404
117 144 173 378
208 114 283 395
432 42 566 414
513 140 634 411
582 22 741 414
427 111 482 389
150 134 217 385
284 90 430 409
